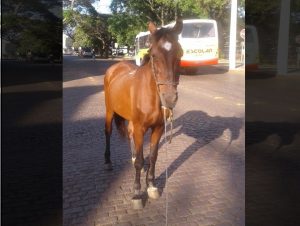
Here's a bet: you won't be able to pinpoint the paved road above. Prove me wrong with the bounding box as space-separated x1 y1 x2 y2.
63 55 245 226
2 61 62 226
246 72 300 226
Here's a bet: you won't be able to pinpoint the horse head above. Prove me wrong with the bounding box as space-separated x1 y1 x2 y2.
148 19 183 109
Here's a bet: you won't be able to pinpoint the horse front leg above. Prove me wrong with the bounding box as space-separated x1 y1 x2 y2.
131 126 145 209
146 125 163 199
128 121 136 164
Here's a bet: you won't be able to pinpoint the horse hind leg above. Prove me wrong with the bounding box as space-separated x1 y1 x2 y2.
104 110 114 170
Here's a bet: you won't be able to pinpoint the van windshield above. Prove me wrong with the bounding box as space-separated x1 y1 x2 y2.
182 23 215 38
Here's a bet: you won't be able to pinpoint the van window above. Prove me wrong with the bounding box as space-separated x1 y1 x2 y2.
138 35 150 49
182 23 215 38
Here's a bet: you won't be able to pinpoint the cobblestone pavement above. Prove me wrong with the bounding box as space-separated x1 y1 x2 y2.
246 74 300 226
63 56 245 226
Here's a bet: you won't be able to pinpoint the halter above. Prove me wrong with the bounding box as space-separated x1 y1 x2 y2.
150 55 179 87
150 55 175 141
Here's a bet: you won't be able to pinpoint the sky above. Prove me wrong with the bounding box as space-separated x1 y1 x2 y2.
93 0 112 14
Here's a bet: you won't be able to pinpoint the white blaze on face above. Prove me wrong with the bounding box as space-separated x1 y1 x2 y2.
162 41 172 51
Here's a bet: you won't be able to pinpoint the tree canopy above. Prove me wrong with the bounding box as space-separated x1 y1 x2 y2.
2 0 62 57
63 0 112 57
108 0 245 48
63 0 245 56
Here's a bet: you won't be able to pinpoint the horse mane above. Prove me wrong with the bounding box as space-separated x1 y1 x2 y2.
141 53 151 66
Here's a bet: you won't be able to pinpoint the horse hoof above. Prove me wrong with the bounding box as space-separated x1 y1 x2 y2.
104 163 112 170
147 186 160 199
132 197 143 209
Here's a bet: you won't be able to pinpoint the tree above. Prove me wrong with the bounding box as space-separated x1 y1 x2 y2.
73 26 93 48
109 0 244 53
63 9 78 40
63 0 112 58
2 0 62 57
109 0 183 46
108 13 146 46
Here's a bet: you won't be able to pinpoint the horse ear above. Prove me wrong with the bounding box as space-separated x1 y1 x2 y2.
148 22 157 34
172 18 183 35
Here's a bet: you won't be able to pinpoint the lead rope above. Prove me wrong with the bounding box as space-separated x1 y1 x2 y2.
162 106 174 226
162 107 168 226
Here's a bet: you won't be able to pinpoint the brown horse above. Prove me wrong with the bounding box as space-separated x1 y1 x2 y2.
104 19 183 208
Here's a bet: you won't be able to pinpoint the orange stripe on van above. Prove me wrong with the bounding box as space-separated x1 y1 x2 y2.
245 64 258 70
180 58 218 67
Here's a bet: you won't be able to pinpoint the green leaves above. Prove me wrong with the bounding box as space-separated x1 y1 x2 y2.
108 0 238 46
63 1 112 57
2 0 61 56
108 13 146 46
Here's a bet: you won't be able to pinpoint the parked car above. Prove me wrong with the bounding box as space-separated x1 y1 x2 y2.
81 48 93 57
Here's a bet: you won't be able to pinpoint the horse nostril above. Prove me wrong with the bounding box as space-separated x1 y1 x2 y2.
162 93 178 103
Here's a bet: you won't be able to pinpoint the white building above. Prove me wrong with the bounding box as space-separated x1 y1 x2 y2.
1 39 17 59
63 33 73 54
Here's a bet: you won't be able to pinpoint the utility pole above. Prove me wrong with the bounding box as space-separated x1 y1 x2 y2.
70 0 75 9
277 0 290 75
229 0 237 70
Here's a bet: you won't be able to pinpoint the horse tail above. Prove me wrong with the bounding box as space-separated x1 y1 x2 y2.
114 114 127 138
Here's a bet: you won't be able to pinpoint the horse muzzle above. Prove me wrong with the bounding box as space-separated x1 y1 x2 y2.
160 92 178 109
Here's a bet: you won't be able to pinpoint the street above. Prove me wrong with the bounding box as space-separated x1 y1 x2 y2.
2 61 62 226
63 55 245 226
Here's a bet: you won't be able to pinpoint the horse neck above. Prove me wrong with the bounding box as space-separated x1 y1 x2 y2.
140 62 161 107
145 61 156 84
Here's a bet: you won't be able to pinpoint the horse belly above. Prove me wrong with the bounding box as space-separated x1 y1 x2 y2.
108 77 132 120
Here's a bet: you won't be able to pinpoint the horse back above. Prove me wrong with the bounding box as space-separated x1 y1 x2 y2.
104 61 137 86
104 61 138 120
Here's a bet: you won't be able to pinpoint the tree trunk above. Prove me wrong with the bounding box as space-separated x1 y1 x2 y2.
217 22 225 58
161 7 164 26
104 45 109 58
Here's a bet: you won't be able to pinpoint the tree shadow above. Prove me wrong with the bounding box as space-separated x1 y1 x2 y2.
2 87 62 225
63 85 104 118
2 60 62 87
63 56 135 82
155 110 244 191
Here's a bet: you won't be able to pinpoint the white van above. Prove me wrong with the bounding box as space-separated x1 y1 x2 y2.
245 25 259 70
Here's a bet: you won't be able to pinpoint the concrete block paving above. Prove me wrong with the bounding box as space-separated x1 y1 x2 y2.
63 57 245 226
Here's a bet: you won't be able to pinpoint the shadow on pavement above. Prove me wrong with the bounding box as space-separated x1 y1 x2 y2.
2 60 62 87
156 110 244 190
63 85 104 117
2 65 62 225
246 121 300 147
63 56 135 82
246 121 300 225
